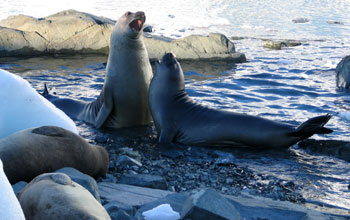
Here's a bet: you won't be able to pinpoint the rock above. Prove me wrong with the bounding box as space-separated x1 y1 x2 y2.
104 203 134 220
118 174 168 190
144 33 246 61
180 188 241 220
336 55 350 88
117 147 142 161
104 200 136 216
11 181 27 196
292 18 310 23
262 40 302 50
116 155 142 168
327 21 344 25
18 173 111 220
143 26 153 33
98 182 173 208
225 193 345 220
298 139 350 162
0 10 246 62
55 167 101 202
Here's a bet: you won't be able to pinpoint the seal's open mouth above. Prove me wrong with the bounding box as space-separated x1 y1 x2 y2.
129 19 143 32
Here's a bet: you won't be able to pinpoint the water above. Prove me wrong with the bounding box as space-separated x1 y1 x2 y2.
0 0 350 214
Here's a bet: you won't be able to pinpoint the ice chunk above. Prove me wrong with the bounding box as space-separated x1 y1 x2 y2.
142 204 180 220
0 159 25 219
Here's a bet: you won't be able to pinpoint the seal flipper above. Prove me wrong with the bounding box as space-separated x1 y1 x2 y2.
95 88 114 129
95 103 113 129
158 127 177 145
290 114 333 139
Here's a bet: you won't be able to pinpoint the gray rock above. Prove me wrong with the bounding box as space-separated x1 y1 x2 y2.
104 202 135 219
336 55 350 89
98 182 173 208
292 18 310 23
116 155 142 168
181 188 241 220
262 40 302 50
0 10 246 62
225 193 348 220
12 181 27 196
117 174 168 190
117 147 142 162
327 21 344 25
55 167 101 202
143 25 153 33
298 139 350 162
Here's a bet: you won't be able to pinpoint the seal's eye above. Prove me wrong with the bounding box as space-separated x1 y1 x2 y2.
125 11 132 16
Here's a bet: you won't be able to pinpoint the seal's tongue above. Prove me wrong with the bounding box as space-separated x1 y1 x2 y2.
130 19 143 32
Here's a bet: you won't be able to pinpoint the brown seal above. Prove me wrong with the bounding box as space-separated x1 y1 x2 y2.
47 11 153 129
18 173 111 220
0 126 108 184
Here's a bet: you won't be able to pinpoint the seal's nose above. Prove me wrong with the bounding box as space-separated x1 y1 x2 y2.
135 11 146 22
163 52 176 63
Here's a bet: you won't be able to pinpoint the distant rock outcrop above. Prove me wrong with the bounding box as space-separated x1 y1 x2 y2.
0 10 245 62
336 55 350 89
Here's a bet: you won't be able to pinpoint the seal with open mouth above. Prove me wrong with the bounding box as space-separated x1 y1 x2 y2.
149 53 333 149
45 11 153 129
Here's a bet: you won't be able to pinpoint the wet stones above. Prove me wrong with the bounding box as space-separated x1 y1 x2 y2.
117 174 168 190
181 188 241 220
262 40 302 50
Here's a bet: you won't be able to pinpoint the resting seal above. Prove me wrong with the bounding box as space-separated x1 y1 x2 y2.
46 11 153 128
18 173 111 220
149 53 333 148
0 126 108 184
0 69 78 139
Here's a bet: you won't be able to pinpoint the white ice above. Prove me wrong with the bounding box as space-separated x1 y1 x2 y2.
0 69 78 139
0 159 25 220
142 204 180 220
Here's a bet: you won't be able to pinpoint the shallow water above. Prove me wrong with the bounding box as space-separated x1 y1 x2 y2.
0 0 350 214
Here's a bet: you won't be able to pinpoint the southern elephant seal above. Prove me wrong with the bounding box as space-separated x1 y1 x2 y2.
0 159 25 220
46 11 153 129
0 126 108 184
0 69 78 139
149 53 333 149
18 173 111 220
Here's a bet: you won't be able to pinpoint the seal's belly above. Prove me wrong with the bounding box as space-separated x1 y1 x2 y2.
176 110 298 148
105 85 152 128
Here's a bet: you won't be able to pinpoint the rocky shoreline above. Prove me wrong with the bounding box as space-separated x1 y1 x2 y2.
11 124 350 219
0 10 246 63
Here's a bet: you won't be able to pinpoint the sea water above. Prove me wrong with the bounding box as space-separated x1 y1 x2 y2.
0 0 349 213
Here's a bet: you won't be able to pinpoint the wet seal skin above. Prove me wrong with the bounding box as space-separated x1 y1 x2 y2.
44 11 153 129
18 173 111 220
149 53 332 149
0 126 109 184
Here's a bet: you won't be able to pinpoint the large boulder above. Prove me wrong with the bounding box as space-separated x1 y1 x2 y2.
0 10 245 62
336 55 350 88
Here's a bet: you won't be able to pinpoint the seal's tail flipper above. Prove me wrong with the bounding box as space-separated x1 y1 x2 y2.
290 114 333 139
42 83 49 97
